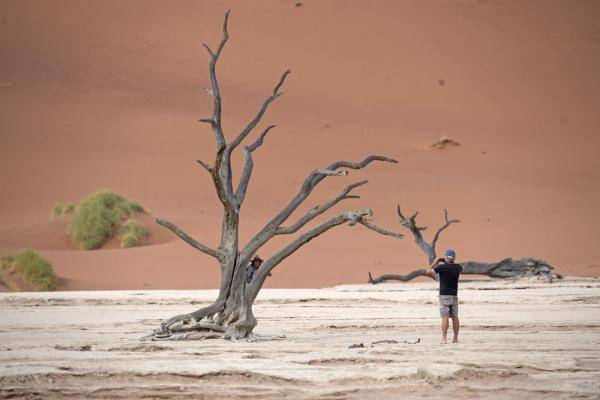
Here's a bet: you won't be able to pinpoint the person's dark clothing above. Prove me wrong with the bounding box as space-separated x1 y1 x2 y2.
246 263 256 283
434 262 463 296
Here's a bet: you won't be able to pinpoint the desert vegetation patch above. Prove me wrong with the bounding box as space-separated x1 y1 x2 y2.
52 189 149 250
0 250 56 291
119 218 148 248
51 202 76 219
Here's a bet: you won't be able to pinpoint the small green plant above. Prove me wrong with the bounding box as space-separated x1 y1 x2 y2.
121 233 141 248
64 203 76 213
122 218 147 237
1 250 57 291
120 218 147 248
129 201 145 213
51 202 76 219
69 189 140 250
51 203 64 219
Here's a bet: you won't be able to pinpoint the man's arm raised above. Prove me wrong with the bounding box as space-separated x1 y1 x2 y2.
429 258 440 273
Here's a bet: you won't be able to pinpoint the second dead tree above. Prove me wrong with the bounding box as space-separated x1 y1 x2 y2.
368 206 557 284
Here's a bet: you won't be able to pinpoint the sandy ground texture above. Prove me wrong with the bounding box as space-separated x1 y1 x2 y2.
1 0 600 290
1 278 599 399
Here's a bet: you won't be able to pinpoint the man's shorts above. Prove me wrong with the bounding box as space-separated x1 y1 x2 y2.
439 295 459 318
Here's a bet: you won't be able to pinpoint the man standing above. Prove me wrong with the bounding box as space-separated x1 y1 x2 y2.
429 249 463 344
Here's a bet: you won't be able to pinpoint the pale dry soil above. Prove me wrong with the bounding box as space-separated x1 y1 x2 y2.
1 278 599 399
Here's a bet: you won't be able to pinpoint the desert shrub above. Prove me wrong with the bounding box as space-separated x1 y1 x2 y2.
121 233 140 248
59 189 148 250
64 203 76 213
1 254 15 263
122 218 147 237
120 219 147 248
129 201 145 213
51 202 76 219
69 189 136 250
51 203 65 219
3 250 57 291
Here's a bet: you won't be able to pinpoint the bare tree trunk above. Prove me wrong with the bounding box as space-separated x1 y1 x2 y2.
460 258 557 278
367 206 559 284
149 11 402 341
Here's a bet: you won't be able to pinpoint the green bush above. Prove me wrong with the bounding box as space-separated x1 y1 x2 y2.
53 189 147 250
69 189 137 250
122 218 147 237
4 250 57 291
120 219 147 248
51 202 76 219
121 233 140 248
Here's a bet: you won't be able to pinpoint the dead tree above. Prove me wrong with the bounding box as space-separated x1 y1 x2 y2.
368 206 557 284
396 206 460 265
151 11 402 341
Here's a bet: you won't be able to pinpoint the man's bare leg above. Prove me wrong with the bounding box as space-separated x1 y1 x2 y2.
441 316 449 344
451 316 460 343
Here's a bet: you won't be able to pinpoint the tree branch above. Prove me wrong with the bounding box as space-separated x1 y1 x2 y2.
368 269 434 284
196 159 213 173
430 209 460 249
235 148 254 204
241 155 398 261
197 10 238 213
323 155 398 176
397 205 434 263
155 218 223 259
358 219 404 238
396 206 462 263
229 70 291 150
315 169 348 177
280 156 396 226
276 180 368 235
249 209 401 299
249 209 374 298
247 124 276 152
219 68 289 213
233 125 277 205
202 10 231 150
205 147 236 212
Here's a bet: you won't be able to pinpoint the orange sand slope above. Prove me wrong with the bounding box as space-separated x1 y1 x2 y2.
0 1 599 290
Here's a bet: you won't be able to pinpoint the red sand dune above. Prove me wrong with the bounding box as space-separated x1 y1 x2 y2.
1 0 599 290
0 212 174 252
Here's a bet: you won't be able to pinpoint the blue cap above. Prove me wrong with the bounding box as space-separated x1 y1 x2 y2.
444 249 456 257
